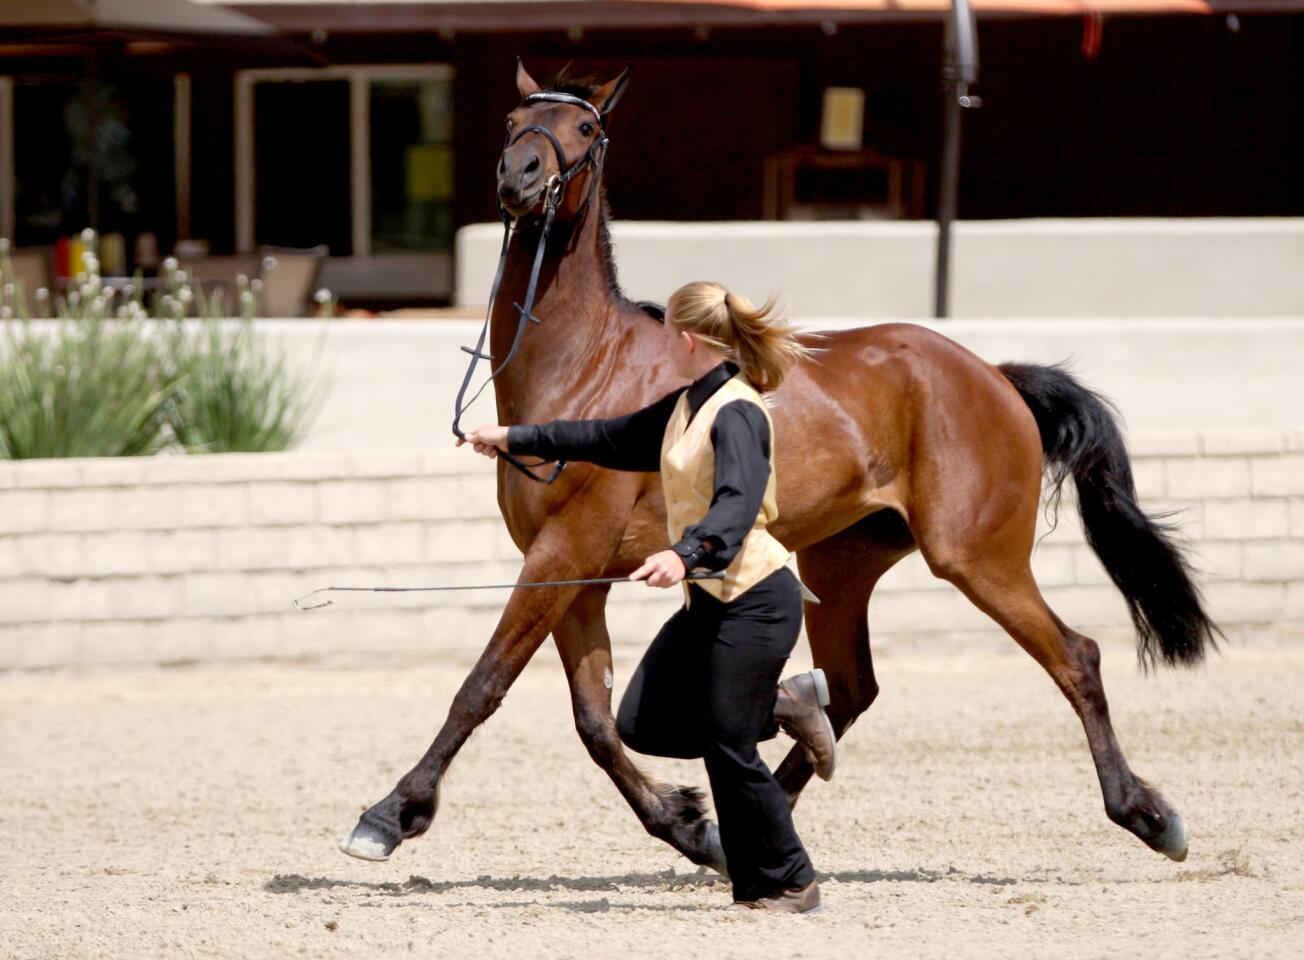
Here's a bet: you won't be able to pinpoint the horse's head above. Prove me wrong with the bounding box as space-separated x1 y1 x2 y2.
497 60 629 221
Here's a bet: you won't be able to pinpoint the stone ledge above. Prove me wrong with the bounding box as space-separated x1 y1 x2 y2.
0 448 498 490
5 429 1303 493
2 429 1302 669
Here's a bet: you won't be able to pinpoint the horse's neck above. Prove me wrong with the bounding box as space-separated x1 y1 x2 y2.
491 207 619 422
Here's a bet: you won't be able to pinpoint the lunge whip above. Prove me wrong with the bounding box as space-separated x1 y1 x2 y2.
292 571 725 611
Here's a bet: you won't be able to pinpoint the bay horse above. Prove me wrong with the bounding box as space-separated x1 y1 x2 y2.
340 62 1216 873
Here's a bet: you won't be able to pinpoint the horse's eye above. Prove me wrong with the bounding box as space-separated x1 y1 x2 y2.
580 122 594 137
505 119 514 132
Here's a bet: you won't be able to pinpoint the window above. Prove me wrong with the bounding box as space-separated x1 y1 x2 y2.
369 77 453 253
5 74 175 253
236 65 453 258
253 78 351 253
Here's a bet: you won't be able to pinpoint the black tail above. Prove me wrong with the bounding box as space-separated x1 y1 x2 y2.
999 362 1219 670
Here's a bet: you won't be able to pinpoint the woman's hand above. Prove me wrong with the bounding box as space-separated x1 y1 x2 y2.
629 549 687 589
457 424 510 459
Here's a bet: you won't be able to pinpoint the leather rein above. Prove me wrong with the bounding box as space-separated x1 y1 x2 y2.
451 91 610 484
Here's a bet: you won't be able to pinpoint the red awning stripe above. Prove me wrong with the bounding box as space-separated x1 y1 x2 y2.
222 0 1292 36
644 0 1212 12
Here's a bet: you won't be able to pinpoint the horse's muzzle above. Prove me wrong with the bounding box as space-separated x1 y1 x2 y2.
497 181 544 217
498 142 547 215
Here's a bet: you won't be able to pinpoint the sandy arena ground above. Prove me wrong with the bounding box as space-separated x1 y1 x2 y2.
2 638 1302 960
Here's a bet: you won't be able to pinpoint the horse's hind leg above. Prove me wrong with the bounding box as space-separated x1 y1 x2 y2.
774 511 915 806
931 551 1190 861
551 585 726 874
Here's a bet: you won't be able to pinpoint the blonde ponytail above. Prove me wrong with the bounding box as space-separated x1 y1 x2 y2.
667 282 808 393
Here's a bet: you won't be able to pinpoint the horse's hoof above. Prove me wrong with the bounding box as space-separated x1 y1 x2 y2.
1153 811 1189 862
339 822 399 862
702 821 730 879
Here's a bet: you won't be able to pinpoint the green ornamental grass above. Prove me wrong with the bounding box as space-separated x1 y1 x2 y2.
166 318 323 454
0 233 323 459
0 315 178 459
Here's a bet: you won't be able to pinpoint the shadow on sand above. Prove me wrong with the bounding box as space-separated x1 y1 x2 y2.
264 864 1018 910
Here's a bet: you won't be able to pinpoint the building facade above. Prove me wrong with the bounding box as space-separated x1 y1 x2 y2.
2 1 1300 305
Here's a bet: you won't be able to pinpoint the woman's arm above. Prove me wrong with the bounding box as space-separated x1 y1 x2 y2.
670 400 771 572
464 388 686 472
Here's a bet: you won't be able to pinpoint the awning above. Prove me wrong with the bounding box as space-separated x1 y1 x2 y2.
0 0 272 34
0 0 312 67
651 0 1210 10
210 0 1298 34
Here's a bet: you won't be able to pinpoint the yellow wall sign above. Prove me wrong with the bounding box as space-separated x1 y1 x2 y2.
406 144 453 201
821 87 865 151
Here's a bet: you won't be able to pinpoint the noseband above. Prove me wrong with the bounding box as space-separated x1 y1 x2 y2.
451 91 611 484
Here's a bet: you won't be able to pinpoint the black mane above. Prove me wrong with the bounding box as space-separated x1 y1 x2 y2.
534 76 647 316
593 209 628 308
550 77 601 99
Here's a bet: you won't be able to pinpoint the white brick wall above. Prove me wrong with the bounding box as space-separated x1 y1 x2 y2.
1 430 1302 669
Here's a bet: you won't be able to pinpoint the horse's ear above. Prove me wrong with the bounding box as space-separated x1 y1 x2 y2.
516 58 541 99
591 66 630 119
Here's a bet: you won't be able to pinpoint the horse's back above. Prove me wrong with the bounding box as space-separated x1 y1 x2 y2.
771 321 1042 548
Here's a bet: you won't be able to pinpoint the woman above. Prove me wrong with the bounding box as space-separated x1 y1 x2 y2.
459 281 835 913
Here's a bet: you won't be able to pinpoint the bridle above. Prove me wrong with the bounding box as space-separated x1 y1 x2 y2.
451 91 611 484
505 91 609 219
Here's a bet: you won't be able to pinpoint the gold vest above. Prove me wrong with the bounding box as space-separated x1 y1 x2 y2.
660 374 791 604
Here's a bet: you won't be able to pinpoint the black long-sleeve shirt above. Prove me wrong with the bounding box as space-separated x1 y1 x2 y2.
507 361 771 572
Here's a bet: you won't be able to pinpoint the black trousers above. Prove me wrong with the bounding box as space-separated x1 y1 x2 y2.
616 566 816 902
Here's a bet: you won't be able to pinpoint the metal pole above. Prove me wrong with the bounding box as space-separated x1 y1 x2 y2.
933 0 981 319
934 83 962 319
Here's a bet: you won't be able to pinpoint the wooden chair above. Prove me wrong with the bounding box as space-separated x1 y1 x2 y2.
762 145 926 221
178 254 263 315
256 245 328 317
1 247 54 317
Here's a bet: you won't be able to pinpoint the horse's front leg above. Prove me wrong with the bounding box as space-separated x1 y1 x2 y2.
339 537 586 861
552 585 728 875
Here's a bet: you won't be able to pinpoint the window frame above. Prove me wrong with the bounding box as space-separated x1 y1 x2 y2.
234 63 454 256
0 76 13 241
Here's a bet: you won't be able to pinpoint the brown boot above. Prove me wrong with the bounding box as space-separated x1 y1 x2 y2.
774 668 836 781
729 879 823 914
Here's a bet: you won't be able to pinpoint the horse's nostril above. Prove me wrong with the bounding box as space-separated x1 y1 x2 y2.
525 156 540 175
498 156 506 175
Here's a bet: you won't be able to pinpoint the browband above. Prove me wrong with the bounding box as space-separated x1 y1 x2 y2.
522 91 604 125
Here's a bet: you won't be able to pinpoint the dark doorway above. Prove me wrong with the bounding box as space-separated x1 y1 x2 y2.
253 79 351 254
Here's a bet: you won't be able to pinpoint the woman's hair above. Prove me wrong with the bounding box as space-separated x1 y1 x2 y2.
666 281 808 393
